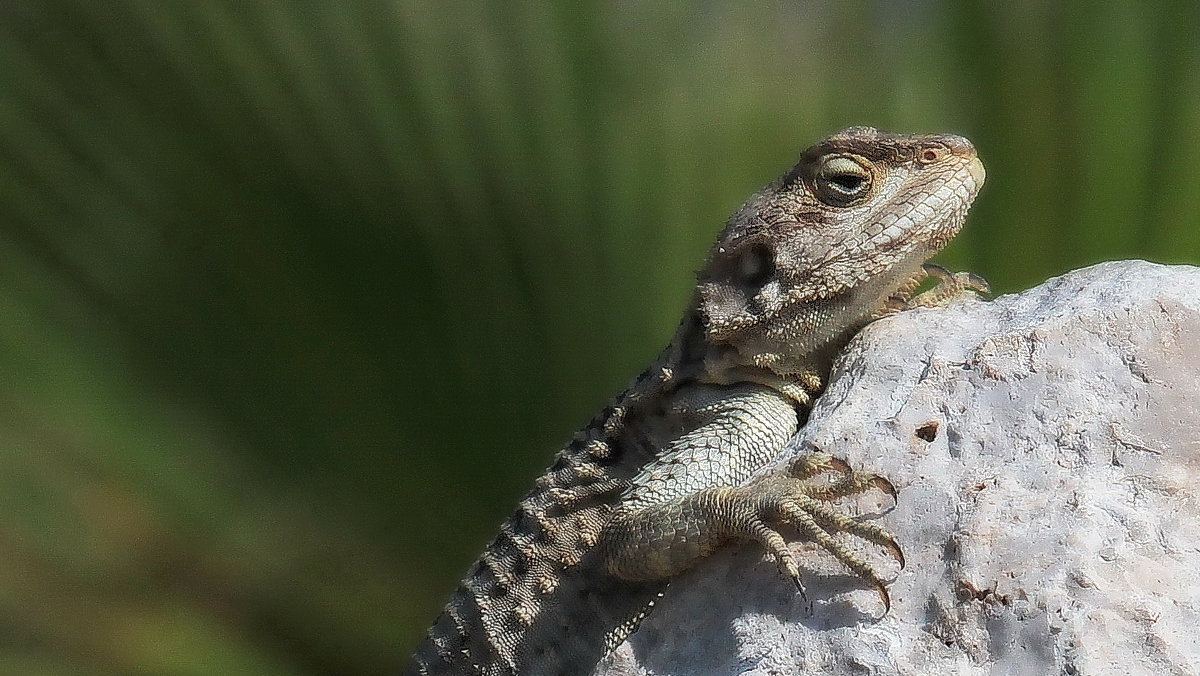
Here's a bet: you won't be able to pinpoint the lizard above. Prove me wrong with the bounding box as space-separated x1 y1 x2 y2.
405 126 988 676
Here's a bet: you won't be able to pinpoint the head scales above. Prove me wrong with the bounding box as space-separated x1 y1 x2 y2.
695 127 985 379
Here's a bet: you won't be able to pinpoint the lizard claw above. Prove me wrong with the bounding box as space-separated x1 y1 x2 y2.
911 263 991 307
964 272 991 297
789 454 898 506
920 262 991 296
874 580 892 614
883 535 905 569
869 475 898 502
739 463 903 614
790 571 809 602
824 456 852 475
920 261 953 277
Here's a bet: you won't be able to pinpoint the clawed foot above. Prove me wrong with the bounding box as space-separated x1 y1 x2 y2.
911 262 990 307
737 452 903 612
874 262 990 318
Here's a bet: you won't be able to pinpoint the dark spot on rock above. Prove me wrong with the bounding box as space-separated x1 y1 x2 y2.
915 421 939 442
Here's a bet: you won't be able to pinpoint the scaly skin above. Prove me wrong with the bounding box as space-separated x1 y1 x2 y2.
405 127 987 676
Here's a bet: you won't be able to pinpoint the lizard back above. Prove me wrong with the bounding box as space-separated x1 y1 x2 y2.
407 317 707 675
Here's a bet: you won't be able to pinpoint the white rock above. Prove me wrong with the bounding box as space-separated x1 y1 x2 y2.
598 261 1200 676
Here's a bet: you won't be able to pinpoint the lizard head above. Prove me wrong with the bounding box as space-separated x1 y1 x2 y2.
696 126 985 385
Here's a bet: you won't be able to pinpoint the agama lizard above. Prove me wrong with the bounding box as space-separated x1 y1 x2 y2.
406 127 987 675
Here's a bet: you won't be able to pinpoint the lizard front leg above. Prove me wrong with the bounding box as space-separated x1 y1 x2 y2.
597 383 903 610
875 263 991 319
909 263 990 308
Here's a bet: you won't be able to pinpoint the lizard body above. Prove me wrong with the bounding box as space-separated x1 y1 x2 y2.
406 127 987 676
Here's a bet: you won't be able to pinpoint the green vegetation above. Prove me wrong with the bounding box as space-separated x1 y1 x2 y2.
0 2 1197 673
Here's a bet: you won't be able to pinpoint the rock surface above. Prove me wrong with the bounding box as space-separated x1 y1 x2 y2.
597 261 1200 676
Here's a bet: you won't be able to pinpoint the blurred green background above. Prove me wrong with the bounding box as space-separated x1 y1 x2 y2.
1 1 1198 673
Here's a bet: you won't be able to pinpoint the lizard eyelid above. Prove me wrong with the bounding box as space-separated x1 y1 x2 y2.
814 155 873 206
828 173 864 192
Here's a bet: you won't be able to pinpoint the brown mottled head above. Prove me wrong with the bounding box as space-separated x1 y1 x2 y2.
696 127 985 379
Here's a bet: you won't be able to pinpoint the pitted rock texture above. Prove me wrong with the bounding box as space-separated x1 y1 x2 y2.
598 261 1200 676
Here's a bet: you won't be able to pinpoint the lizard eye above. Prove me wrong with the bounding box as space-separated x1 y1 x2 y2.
814 155 872 206
737 243 774 289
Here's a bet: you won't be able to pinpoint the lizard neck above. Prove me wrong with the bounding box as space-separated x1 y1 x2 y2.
668 306 823 409
699 356 822 409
